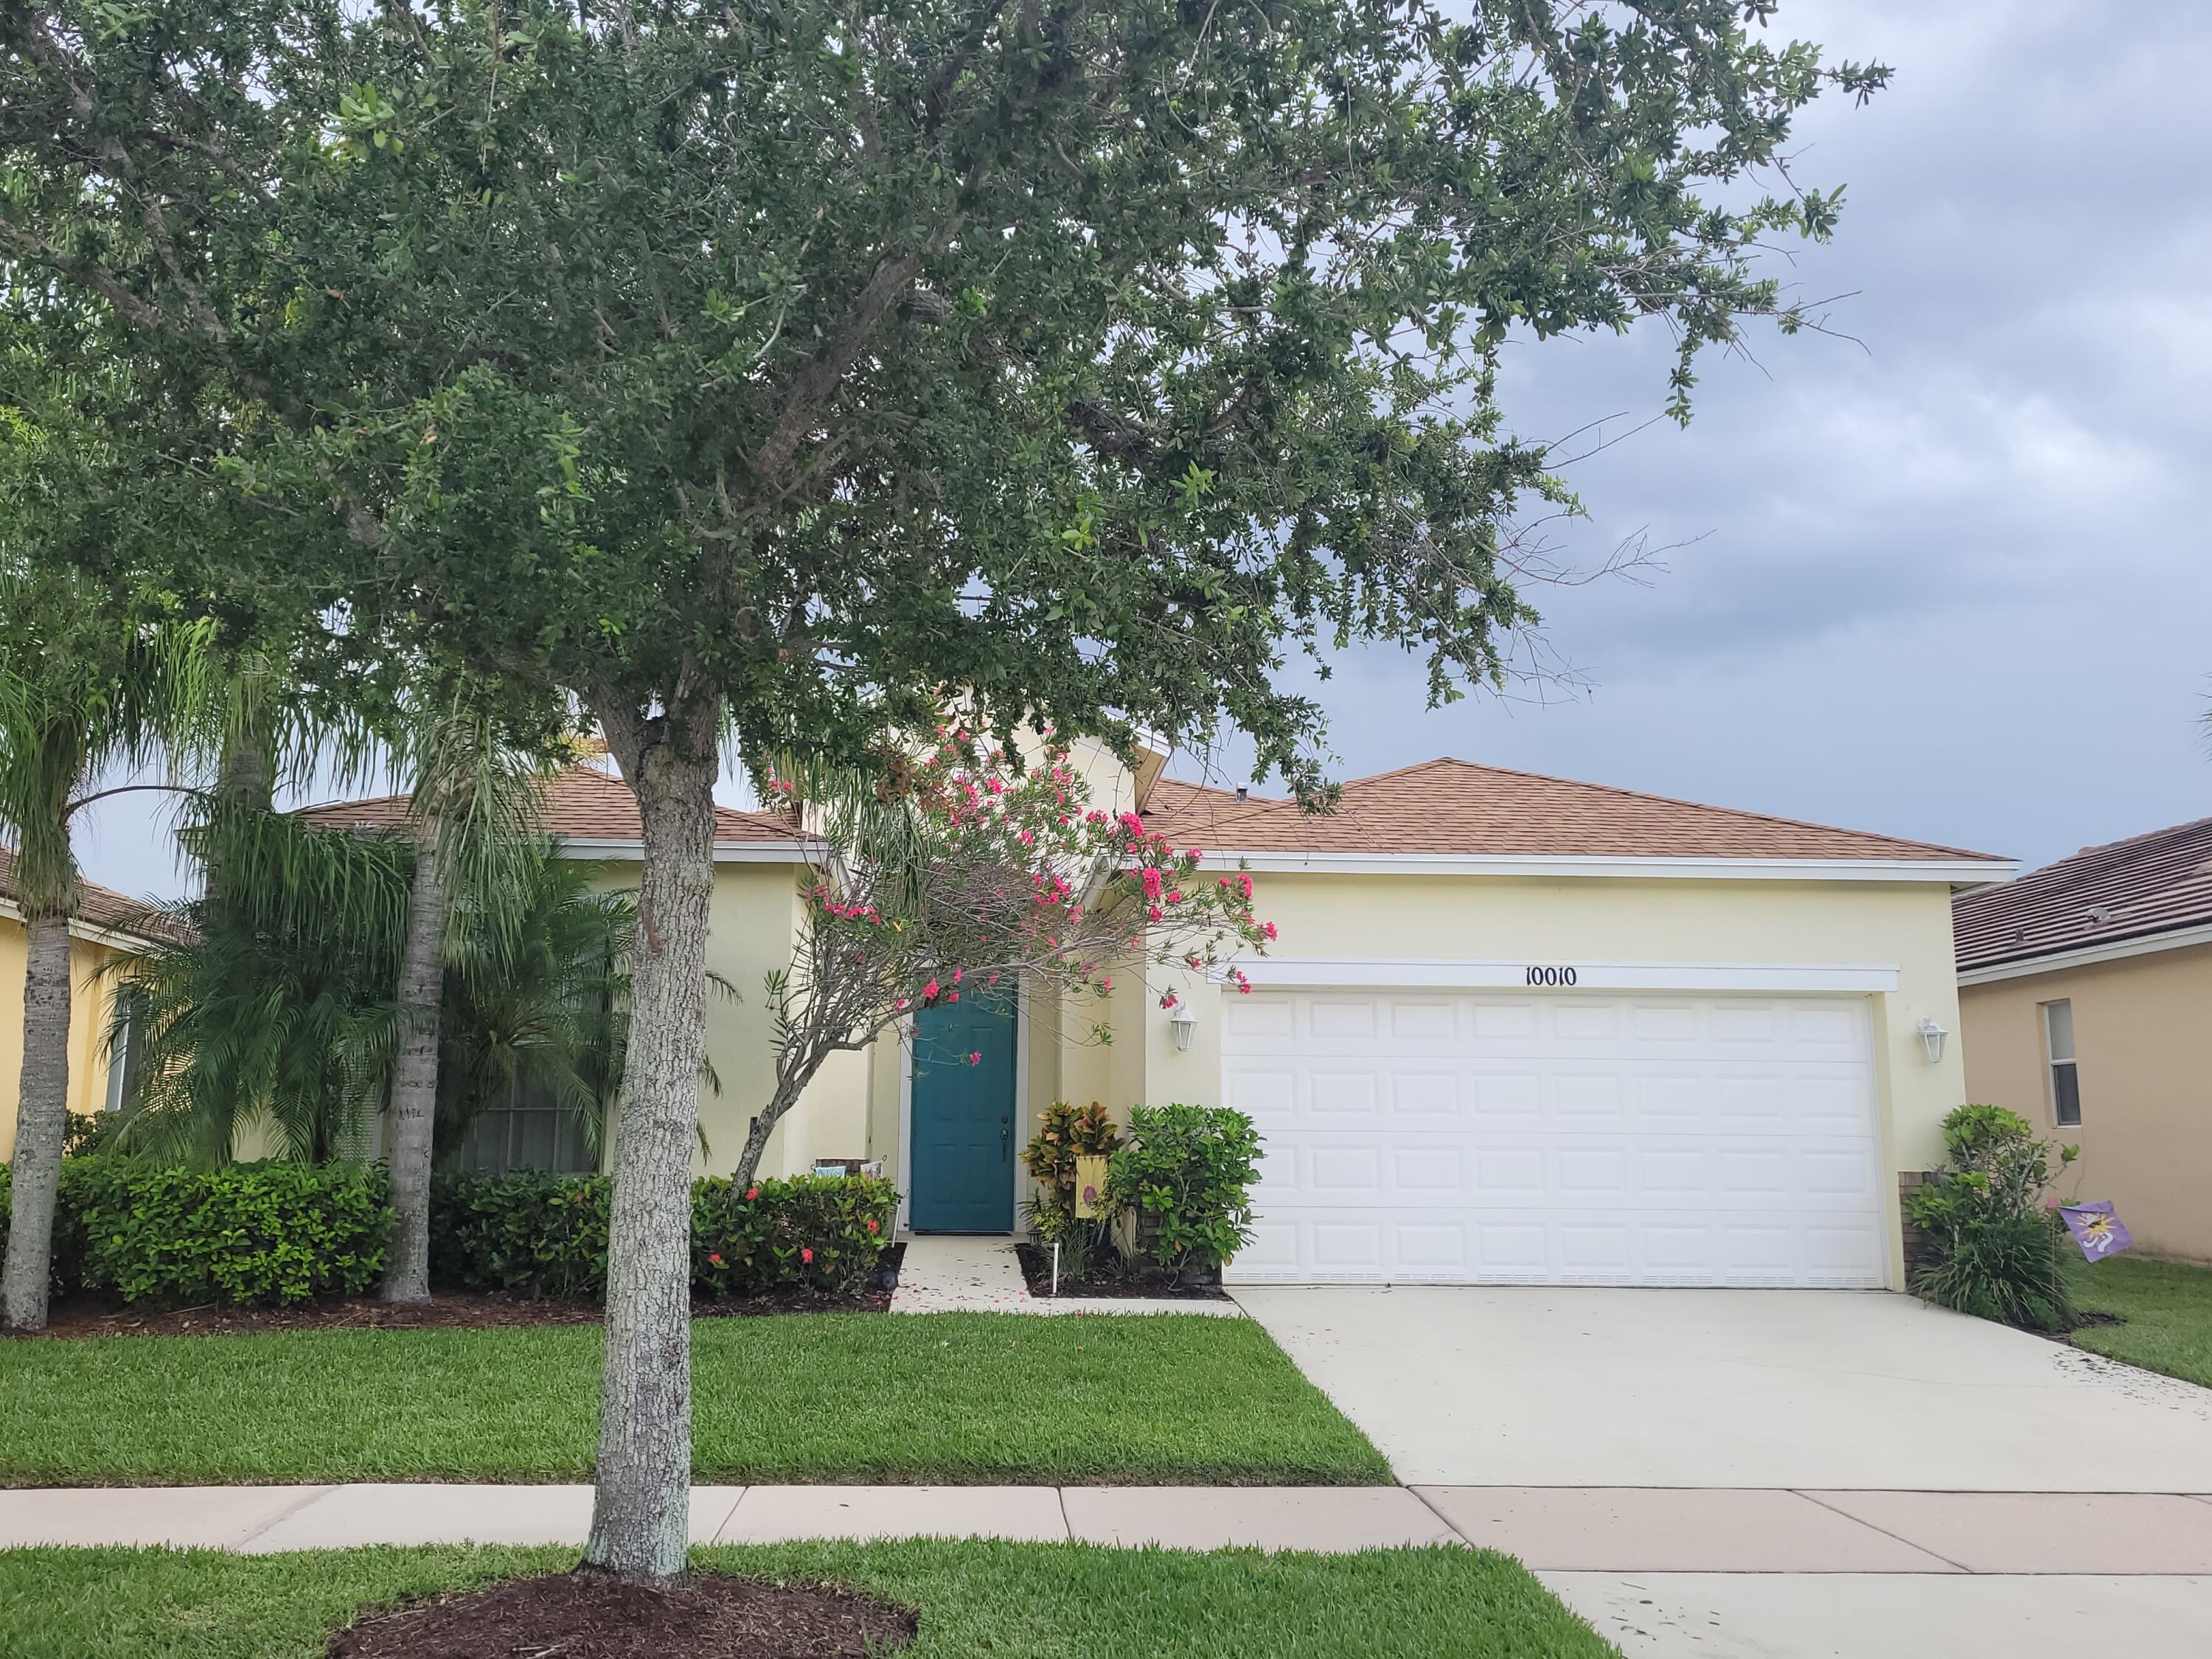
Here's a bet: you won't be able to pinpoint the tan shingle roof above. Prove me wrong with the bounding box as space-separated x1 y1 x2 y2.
0 844 189 947
1954 815 2212 972
295 764 801 846
1144 757 1995 862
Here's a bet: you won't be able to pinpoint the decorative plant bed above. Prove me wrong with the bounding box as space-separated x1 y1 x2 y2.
16 1272 902 1339
1012 1241 1232 1301
328 1570 914 1659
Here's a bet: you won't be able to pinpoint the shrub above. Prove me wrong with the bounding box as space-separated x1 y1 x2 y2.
66 1160 392 1307
691 1175 897 1297
1107 1104 1262 1283
1019 1101 1123 1277
428 1169 896 1300
1906 1105 2078 1332
428 1170 613 1299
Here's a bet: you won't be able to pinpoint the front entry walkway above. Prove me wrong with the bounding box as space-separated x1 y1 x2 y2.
888 1235 1244 1317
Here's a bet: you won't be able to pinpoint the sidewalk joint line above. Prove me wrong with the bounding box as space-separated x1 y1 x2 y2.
235 1484 338 1548
1791 1489 1974 1574
1401 1484 1474 1549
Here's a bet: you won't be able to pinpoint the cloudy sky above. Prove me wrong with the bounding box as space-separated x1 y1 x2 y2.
72 0 2212 900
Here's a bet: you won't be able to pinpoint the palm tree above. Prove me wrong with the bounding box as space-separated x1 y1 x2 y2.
0 566 212 1330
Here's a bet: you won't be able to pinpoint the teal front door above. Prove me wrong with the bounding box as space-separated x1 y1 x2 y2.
909 992 1017 1233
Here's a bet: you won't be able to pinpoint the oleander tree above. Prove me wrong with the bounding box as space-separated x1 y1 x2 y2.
736 724 1271 1186
1 0 1888 1576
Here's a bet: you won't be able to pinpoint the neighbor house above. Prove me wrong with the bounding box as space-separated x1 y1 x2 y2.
310 749 2008 1293
1954 815 2212 1265
0 846 175 1154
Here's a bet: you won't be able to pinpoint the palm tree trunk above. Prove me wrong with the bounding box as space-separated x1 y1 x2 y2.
582 741 717 1582
2 914 74 1331
379 835 448 1304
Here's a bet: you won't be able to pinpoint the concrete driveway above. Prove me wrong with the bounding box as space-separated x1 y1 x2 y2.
1235 1284 2212 1489
1237 1285 2212 1658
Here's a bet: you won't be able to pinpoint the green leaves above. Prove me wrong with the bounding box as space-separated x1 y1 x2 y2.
4 0 1885 793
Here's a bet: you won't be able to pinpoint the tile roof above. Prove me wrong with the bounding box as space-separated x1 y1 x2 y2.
294 763 803 848
1141 757 1997 863
0 844 189 947
1954 815 2212 973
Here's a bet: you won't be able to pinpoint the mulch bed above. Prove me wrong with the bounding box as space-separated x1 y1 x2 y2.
328 1570 916 1659
22 1278 895 1340
1012 1241 1231 1301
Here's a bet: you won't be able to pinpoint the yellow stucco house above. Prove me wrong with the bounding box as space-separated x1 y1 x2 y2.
313 750 2008 1293
1955 817 2212 1265
0 846 174 1157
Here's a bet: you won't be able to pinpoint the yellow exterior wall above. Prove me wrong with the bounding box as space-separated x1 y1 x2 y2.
1958 942 2212 1265
0 918 134 1158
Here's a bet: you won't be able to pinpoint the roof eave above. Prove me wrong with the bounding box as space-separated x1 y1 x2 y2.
1194 850 2018 884
1957 919 2212 985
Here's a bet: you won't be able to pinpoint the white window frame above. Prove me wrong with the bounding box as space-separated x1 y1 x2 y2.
2041 998 2082 1128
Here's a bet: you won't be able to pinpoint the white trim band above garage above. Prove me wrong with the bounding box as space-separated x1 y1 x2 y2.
1218 958 1902 994
1955 921 2212 986
1194 851 2016 885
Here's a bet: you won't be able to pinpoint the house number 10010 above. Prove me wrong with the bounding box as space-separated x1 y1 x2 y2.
1525 965 1578 987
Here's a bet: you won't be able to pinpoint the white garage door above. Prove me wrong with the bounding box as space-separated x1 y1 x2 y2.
1221 989 1884 1288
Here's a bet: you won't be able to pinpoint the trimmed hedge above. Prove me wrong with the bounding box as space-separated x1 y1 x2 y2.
429 1169 897 1300
3 1161 896 1310
1 1160 390 1307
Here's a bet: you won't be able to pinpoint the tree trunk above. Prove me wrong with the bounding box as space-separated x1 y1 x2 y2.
2 915 74 1331
379 835 448 1304
203 722 276 912
731 1071 813 1189
583 740 718 1582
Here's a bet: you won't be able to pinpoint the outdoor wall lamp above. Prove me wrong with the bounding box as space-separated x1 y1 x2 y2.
1915 1017 1948 1065
1169 1003 1198 1051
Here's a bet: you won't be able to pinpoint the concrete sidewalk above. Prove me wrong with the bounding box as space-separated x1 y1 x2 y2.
7 1482 2212 1571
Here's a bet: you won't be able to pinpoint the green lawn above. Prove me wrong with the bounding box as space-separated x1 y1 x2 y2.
0 1312 1388 1487
2067 1255 2212 1390
0 1541 1613 1659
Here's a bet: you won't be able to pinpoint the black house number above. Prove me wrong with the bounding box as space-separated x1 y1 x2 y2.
1524 965 1578 987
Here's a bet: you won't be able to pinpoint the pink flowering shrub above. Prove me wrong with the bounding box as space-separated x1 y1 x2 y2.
741 722 1274 1183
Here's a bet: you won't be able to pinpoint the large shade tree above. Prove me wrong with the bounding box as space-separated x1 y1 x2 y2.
1 0 1888 1575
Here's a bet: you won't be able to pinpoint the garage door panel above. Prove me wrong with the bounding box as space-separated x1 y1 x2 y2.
1222 990 1884 1288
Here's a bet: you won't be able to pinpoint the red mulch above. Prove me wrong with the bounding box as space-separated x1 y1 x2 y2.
328 1570 916 1659
1012 1241 1231 1301
20 1283 891 1340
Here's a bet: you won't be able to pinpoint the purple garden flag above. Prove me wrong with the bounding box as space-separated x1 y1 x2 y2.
2059 1202 2132 1261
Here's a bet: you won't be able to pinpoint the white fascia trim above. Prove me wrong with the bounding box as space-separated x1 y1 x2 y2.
1194 851 2017 885
1956 922 2212 986
554 838 811 864
0 895 167 954
1216 957 1902 993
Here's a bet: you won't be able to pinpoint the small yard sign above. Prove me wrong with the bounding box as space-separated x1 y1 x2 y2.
2059 1202 2132 1261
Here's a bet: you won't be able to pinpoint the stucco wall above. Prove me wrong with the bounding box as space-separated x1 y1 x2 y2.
1958 942 2212 1265
0 921 131 1158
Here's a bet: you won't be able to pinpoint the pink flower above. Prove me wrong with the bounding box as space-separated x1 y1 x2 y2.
866 1218 880 1234
947 990 960 1003
1147 905 1163 921
1187 848 1203 860
952 967 964 983
967 1051 982 1065
801 1247 814 1264
923 978 940 1001
1237 873 1254 900
708 1252 725 1267
1099 976 1113 992
1262 921 1278 940
1140 867 1164 900
1165 889 1183 904
745 1186 759 1201
1159 991 1179 1009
